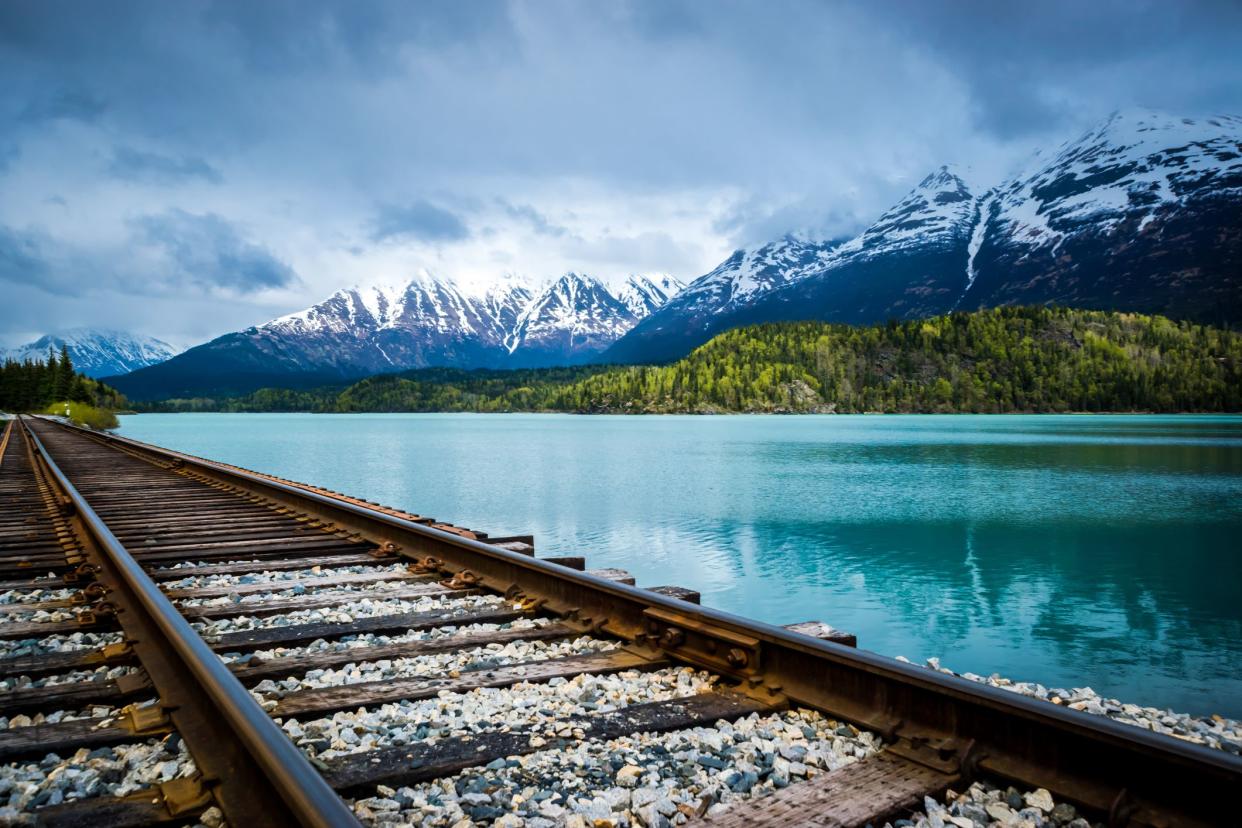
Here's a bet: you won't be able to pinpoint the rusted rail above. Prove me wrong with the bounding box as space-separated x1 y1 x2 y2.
18 417 361 828
3 414 1240 827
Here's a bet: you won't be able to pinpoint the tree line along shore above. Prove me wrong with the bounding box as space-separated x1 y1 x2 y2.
0 346 127 428
136 307 1242 415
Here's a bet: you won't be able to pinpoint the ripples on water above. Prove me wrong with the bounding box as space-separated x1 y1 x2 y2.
118 413 1242 717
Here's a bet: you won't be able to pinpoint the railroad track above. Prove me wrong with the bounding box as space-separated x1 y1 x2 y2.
0 414 1238 827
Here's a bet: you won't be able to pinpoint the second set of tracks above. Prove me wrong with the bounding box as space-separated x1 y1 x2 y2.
0 415 1239 827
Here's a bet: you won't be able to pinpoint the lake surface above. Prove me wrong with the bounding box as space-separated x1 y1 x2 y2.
117 413 1242 717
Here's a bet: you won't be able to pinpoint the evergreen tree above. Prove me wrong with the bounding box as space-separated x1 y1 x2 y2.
54 345 73 401
138 308 1242 416
0 350 127 413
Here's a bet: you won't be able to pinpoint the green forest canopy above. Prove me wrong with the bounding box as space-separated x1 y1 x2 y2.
1 346 127 413
141 307 1242 415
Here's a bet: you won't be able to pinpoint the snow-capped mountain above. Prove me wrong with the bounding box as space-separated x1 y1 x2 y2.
254 274 508 375
4 329 179 378
606 168 977 363
616 275 686 318
607 109 1242 363
604 236 841 363
506 273 639 362
480 275 536 338
959 109 1242 322
111 272 684 399
106 108 1241 398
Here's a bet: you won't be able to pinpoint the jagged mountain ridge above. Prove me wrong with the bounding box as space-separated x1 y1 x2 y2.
959 110 1242 322
607 109 1242 363
604 237 840 363
110 272 685 399
4 329 180 378
109 108 1240 397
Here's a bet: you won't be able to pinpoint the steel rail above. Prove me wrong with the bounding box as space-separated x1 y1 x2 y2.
41 417 1242 827
21 417 362 828
0 418 13 464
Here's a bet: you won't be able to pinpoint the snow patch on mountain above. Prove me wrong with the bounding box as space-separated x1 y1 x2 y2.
617 274 686 318
507 273 637 355
993 109 1242 248
672 236 833 315
211 269 686 374
829 166 977 263
4 329 181 378
957 192 998 308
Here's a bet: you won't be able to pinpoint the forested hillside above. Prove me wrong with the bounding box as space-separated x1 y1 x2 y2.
141 308 1242 415
1 347 128 413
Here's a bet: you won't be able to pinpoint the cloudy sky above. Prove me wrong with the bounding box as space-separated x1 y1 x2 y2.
2 0 1240 348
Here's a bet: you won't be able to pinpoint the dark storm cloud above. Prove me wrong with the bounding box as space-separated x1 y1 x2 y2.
0 145 18 174
0 225 49 285
2 2 1238 168
131 210 297 292
1 0 1240 344
0 224 102 297
16 89 107 124
885 0 1242 138
498 201 569 238
369 201 471 243
108 147 223 186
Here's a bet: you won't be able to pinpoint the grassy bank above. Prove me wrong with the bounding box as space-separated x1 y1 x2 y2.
45 401 121 430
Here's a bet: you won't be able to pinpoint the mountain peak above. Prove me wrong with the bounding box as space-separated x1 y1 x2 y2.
996 107 1242 245
553 271 607 289
4 329 179 378
617 273 685 318
917 165 971 193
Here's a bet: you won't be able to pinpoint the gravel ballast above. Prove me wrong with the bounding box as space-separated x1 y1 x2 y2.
0 735 196 820
160 562 416 592
0 631 123 660
349 707 879 827
889 781 1095 828
282 666 716 761
248 634 618 706
901 656 1242 755
0 664 135 693
219 617 555 666
0 587 78 606
192 594 511 637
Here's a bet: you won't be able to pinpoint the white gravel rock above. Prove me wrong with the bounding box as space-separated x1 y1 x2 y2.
0 734 196 813
219 618 553 666
0 587 78 605
175 579 441 609
891 780 1093 828
350 707 878 826
906 656 1242 755
154 559 263 572
0 607 80 623
193 594 510 637
0 704 125 731
0 664 135 693
0 631 123 659
161 562 415 591
286 666 716 761
248 635 617 703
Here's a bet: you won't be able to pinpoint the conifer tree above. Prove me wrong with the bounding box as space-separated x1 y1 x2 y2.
54 345 74 401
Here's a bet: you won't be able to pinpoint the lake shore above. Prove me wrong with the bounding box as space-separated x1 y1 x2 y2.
114 412 1242 719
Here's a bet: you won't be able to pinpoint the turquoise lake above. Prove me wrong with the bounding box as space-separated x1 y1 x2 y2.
116 413 1242 718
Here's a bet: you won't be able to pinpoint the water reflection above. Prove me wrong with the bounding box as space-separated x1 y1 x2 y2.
117 413 1242 716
